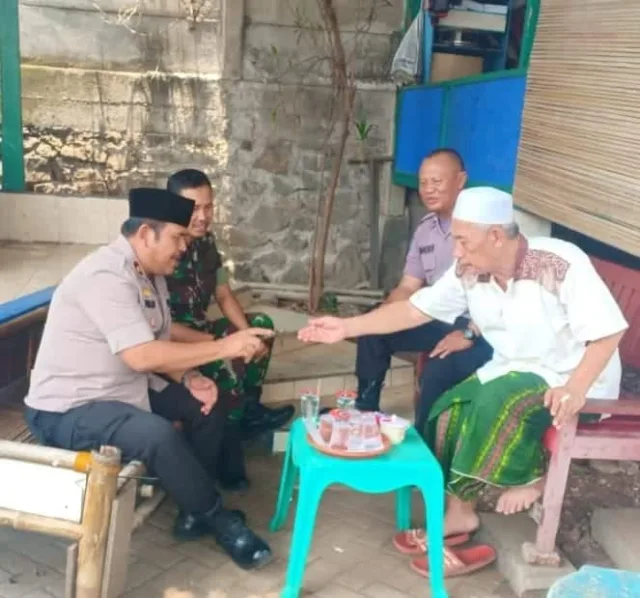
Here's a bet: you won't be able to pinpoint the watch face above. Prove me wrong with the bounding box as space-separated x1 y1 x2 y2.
463 329 474 340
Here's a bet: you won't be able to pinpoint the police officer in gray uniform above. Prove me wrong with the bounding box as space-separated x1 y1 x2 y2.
24 188 273 571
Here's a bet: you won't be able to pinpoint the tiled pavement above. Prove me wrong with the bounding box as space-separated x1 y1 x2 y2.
0 448 515 598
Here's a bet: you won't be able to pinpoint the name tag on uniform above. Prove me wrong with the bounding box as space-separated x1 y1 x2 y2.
419 244 435 255
144 299 156 308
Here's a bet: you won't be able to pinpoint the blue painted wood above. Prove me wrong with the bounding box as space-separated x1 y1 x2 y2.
445 74 526 189
394 86 445 182
548 565 640 597
0 287 55 326
393 72 526 190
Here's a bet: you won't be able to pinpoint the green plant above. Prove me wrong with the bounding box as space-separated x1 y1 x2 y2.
354 115 375 141
319 292 339 314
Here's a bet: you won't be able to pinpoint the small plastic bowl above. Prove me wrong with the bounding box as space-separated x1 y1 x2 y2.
380 415 410 445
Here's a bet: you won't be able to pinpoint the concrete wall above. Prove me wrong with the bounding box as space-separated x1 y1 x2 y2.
10 0 404 287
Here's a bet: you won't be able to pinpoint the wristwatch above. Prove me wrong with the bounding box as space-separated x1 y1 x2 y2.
462 327 477 341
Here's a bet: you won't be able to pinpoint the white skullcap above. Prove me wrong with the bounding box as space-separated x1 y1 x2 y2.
452 186 514 225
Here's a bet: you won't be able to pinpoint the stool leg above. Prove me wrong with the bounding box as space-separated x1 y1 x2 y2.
281 476 326 598
418 479 448 598
395 486 412 531
270 436 297 532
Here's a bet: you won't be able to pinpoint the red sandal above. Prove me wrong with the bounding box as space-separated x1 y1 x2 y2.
392 528 471 555
410 544 496 578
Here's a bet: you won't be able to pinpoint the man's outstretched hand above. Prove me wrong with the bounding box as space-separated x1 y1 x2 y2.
298 316 349 344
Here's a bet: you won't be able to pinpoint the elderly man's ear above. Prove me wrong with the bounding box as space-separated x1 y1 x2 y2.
457 171 468 191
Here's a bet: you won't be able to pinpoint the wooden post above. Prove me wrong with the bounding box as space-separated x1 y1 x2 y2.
101 478 137 598
76 446 121 598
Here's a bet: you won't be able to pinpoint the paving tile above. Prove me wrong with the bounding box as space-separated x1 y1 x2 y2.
122 559 212 598
0 555 64 598
214 558 286 596
132 539 186 570
131 524 181 549
196 561 247 593
10 591 58 598
123 559 164 593
0 547 56 577
361 581 414 598
0 532 69 576
298 558 344 594
312 582 367 598
334 561 380 592
174 541 230 570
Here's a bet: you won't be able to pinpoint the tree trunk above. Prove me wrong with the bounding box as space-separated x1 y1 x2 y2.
308 88 356 313
307 0 357 313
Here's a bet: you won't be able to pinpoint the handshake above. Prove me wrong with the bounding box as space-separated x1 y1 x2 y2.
185 315 346 415
222 315 348 363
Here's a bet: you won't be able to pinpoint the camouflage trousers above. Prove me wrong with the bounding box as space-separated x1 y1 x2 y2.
199 312 274 421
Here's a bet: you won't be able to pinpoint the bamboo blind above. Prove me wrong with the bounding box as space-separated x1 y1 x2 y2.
514 0 640 256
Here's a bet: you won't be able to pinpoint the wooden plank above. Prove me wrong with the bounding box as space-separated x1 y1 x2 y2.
65 542 79 598
581 398 640 416
572 437 640 461
102 479 137 598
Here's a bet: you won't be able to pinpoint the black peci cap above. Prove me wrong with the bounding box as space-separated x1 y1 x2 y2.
128 187 194 228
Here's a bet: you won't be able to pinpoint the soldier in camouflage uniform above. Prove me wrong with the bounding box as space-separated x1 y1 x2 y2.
166 170 295 468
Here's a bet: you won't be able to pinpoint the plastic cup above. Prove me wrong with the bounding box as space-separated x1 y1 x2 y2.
319 413 334 443
300 392 320 425
329 420 350 450
347 412 364 451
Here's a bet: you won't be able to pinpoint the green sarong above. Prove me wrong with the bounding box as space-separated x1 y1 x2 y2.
425 371 552 501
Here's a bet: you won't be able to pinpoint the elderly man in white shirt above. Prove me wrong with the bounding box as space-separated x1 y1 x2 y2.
298 187 628 579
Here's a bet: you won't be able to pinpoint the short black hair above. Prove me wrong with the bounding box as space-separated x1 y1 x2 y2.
166 169 212 195
423 148 465 172
120 217 165 238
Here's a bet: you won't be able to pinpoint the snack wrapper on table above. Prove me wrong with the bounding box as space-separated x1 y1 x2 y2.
308 409 411 453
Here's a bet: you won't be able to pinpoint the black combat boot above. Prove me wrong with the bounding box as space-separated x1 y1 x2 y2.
242 387 295 439
205 507 273 570
174 506 272 570
173 508 246 541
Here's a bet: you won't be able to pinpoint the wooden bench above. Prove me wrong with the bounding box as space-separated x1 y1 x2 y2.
414 256 640 566
0 287 53 441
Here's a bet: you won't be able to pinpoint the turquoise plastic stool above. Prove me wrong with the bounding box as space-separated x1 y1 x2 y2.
548 565 640 597
270 418 448 598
